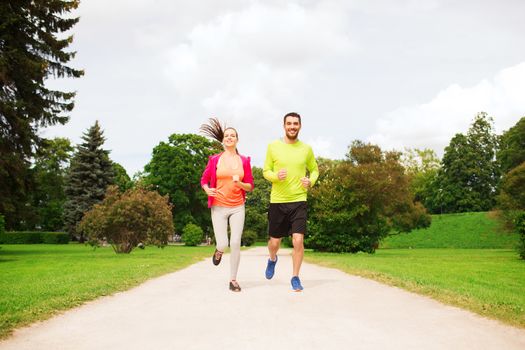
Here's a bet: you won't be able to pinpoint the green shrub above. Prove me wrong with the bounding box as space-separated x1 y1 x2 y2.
241 230 257 247
515 212 525 260
41 232 69 244
282 236 294 248
307 142 431 253
182 223 203 246
78 186 174 253
0 232 42 244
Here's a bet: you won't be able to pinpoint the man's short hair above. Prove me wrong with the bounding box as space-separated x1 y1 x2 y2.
283 112 301 124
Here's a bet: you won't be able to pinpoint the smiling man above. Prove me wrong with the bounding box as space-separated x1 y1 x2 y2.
263 112 319 291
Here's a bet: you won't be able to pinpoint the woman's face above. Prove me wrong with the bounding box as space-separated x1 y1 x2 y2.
223 128 238 148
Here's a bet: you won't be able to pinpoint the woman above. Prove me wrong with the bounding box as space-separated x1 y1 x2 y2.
200 118 254 292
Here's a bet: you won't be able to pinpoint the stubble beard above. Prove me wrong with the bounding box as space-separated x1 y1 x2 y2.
286 130 299 140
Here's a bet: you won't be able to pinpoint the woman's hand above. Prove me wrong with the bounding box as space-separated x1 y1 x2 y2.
233 180 252 191
203 186 217 197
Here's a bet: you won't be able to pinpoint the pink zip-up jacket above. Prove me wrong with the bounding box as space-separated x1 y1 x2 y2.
200 152 254 208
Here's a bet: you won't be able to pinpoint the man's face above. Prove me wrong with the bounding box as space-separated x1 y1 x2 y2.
284 116 301 140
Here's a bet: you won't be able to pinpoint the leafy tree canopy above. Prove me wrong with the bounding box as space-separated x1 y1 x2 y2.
144 133 215 232
112 162 132 191
31 137 74 230
498 116 525 174
308 141 430 253
431 112 499 213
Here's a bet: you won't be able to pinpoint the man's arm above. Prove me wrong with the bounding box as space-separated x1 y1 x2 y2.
306 147 319 187
263 144 279 183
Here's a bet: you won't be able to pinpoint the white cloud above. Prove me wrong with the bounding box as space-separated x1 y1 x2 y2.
368 62 525 155
42 0 525 176
306 136 334 159
163 2 355 120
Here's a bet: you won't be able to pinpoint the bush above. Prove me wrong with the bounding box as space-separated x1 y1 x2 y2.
498 162 525 211
0 231 68 244
282 236 294 248
241 230 257 247
515 212 525 260
0 232 41 244
182 223 203 246
307 142 431 253
78 186 174 253
41 232 69 244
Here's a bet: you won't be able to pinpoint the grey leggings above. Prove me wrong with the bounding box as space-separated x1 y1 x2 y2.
211 204 245 280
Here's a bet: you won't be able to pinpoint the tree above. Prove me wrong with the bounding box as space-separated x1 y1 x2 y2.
498 117 525 174
112 162 132 191
498 162 525 212
245 166 271 239
307 141 430 253
497 163 525 260
401 148 440 212
144 134 215 233
431 112 499 213
79 185 173 253
63 121 115 240
0 1 83 228
31 137 74 230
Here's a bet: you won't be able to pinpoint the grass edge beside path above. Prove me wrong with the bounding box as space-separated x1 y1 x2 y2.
305 249 525 329
0 244 214 340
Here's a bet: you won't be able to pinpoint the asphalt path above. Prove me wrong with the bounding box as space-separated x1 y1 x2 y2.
1 247 525 350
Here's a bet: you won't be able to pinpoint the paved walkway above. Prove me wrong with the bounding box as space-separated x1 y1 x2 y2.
1 247 525 350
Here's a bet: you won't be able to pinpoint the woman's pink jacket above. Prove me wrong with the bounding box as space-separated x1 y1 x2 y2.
200 153 254 208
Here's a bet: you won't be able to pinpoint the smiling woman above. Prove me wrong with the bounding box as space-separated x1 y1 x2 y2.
200 118 254 292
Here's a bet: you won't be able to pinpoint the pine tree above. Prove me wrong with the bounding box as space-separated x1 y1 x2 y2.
0 1 83 228
64 121 115 240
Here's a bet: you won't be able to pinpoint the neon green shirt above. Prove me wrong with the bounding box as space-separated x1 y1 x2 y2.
263 139 319 203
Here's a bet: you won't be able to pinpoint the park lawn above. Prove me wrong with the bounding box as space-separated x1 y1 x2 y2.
0 244 214 339
305 248 525 328
381 212 518 249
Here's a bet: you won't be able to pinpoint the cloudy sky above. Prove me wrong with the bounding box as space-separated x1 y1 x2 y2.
44 0 525 176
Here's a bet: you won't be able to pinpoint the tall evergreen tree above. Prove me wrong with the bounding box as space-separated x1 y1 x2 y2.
0 0 83 228
432 112 499 213
64 121 114 240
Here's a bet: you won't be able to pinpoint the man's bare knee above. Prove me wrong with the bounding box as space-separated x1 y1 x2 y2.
292 234 304 249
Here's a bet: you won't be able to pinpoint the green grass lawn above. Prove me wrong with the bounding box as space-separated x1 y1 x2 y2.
305 248 525 328
382 212 519 249
0 244 213 339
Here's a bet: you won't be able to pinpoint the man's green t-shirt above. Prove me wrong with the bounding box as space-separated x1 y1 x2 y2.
263 139 319 203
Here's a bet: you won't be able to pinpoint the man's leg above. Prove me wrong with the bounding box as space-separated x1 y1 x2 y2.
291 233 304 277
266 237 281 279
268 236 281 261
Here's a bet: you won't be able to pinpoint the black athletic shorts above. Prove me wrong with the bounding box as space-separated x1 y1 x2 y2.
268 201 307 238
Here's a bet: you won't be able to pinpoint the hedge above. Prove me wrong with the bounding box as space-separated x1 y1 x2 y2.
0 232 69 244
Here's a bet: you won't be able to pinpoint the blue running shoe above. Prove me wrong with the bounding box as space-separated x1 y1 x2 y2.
265 256 278 279
291 276 304 291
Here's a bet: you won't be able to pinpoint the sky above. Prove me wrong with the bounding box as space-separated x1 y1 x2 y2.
44 0 525 176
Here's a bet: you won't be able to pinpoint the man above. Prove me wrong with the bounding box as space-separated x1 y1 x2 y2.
263 112 319 291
